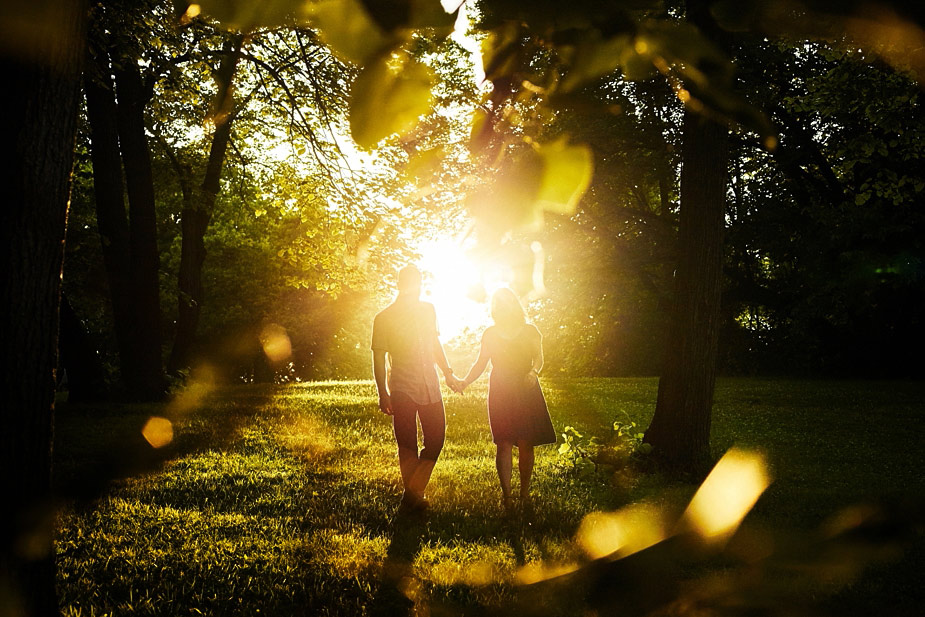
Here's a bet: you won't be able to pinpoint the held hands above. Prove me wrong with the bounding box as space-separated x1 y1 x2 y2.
524 369 539 387
446 374 466 394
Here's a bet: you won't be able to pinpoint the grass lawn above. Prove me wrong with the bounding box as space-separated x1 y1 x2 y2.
54 378 925 616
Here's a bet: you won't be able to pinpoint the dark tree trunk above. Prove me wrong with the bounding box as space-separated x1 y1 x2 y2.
169 199 209 373
113 53 166 398
0 1 86 614
168 34 244 374
58 294 107 402
84 41 138 386
644 109 729 471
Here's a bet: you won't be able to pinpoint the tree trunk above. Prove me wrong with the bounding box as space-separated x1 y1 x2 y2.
58 293 107 402
168 34 244 374
0 1 86 614
644 109 729 471
84 41 138 387
113 53 166 399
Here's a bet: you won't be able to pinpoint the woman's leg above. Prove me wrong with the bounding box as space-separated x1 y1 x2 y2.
516 441 534 499
495 442 513 500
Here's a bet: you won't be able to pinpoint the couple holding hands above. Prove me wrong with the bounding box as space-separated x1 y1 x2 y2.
372 265 556 514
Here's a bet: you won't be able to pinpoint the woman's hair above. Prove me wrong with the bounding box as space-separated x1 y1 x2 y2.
491 287 526 329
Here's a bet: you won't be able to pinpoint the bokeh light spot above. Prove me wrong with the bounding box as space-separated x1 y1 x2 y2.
260 323 292 363
515 561 579 585
681 448 771 542
142 416 174 449
168 364 217 415
577 502 666 560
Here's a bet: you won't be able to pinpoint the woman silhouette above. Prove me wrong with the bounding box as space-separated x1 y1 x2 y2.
460 287 556 511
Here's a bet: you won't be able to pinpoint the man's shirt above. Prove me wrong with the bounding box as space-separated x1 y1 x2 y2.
371 296 442 405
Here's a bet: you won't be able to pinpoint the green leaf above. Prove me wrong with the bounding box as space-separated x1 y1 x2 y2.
563 33 628 91
481 23 521 82
304 0 391 65
406 0 457 30
196 0 300 29
349 50 434 149
644 20 733 88
467 147 544 233
356 0 457 32
535 138 593 215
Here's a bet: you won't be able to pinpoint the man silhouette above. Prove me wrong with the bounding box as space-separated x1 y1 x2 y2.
372 265 461 512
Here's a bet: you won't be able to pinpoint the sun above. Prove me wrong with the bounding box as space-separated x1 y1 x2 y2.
414 237 507 341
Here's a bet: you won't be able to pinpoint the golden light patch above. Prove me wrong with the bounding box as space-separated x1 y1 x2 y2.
306 530 388 580
399 575 423 600
577 502 666 560
514 561 579 585
279 415 336 461
260 323 292 363
168 364 216 415
823 504 879 538
142 416 174 449
429 560 498 586
681 448 771 542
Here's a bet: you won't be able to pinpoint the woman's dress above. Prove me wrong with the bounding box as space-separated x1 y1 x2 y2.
486 324 556 446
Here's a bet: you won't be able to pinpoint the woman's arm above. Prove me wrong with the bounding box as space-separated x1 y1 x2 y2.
461 331 491 388
524 326 544 387
531 327 544 374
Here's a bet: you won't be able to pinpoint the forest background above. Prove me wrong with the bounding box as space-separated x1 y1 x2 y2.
59 0 925 402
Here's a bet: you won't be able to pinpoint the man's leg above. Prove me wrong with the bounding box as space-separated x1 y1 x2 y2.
391 392 420 501
409 399 445 500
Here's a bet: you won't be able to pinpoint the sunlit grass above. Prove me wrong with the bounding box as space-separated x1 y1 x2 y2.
54 378 925 616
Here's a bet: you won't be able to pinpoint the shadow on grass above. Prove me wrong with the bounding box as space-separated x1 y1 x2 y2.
53 385 278 505
369 510 428 617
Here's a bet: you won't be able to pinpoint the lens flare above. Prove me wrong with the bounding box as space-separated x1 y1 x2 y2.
681 448 771 542
141 416 174 449
415 239 505 340
168 364 217 415
260 323 292 363
515 561 580 585
577 502 667 560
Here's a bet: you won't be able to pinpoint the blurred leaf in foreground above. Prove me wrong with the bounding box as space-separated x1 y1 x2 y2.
535 138 594 215
304 0 391 65
350 50 434 149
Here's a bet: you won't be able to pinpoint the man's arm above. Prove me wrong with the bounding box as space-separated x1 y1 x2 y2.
432 334 462 391
372 349 392 415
